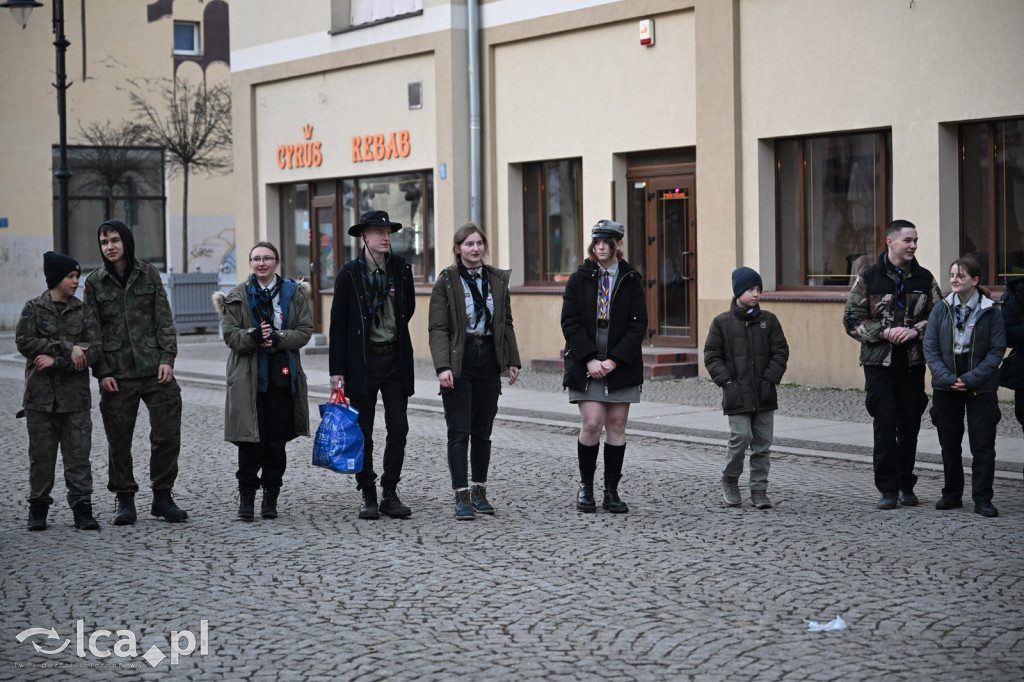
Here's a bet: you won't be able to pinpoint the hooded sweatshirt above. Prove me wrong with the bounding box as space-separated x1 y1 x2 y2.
83 220 177 379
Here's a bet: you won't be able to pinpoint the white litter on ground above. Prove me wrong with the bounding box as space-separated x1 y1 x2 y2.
807 616 847 632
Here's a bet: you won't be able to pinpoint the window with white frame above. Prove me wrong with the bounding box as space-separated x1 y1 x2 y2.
173 22 200 56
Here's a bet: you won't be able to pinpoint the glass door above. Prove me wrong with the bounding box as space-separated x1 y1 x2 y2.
637 174 697 346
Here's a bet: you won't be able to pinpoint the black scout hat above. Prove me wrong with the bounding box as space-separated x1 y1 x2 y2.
348 210 403 237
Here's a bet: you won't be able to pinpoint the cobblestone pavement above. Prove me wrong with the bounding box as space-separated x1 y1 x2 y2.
1 341 1022 680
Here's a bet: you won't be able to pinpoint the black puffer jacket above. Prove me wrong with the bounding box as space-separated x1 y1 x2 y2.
704 300 790 415
560 259 647 392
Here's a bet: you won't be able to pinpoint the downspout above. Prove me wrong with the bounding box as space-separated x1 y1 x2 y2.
468 0 482 225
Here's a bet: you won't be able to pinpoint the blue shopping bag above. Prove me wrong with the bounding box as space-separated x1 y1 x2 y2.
312 389 364 474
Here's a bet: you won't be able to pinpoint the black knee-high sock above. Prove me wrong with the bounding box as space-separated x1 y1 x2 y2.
603 443 626 487
577 441 599 484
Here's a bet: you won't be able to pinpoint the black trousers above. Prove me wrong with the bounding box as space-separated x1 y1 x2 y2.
350 351 409 491
930 390 1000 503
236 384 293 490
441 341 501 489
863 348 927 494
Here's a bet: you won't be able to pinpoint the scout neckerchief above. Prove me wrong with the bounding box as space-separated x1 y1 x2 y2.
359 250 393 328
249 274 282 328
458 262 491 330
598 268 611 320
955 290 979 331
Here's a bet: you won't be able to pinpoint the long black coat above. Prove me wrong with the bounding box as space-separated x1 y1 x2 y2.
704 301 789 415
328 253 416 401
1000 276 1024 390
560 259 647 392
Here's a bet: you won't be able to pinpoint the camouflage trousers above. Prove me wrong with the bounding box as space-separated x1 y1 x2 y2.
26 409 94 508
100 376 182 494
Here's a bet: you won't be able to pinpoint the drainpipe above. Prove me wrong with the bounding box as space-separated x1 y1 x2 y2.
468 0 482 225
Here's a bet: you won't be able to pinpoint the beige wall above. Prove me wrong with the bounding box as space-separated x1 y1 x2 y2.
0 1 234 325
726 0 1024 388
489 8 696 280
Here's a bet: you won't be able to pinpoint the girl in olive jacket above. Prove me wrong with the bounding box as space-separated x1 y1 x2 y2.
213 241 313 521
428 223 521 519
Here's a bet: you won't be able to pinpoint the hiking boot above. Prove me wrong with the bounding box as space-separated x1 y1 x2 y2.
576 482 596 513
73 501 100 530
359 486 380 520
238 487 256 521
454 489 476 520
974 501 999 518
750 490 772 510
602 488 629 514
151 489 188 522
470 485 494 515
898 490 919 507
28 501 48 531
380 487 412 518
722 476 742 507
113 492 137 526
261 487 280 519
877 492 898 510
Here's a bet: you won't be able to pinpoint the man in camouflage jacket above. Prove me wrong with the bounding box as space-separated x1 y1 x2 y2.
84 219 187 524
843 219 942 510
17 252 102 530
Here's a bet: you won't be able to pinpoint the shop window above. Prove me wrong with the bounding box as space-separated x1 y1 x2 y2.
55 145 166 272
776 131 892 288
331 0 422 33
173 22 200 56
280 171 435 286
960 118 1024 286
523 158 583 284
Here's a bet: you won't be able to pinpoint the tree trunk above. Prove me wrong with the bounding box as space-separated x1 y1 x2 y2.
181 164 189 272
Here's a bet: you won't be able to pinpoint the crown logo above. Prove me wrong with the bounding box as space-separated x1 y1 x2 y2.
302 124 313 140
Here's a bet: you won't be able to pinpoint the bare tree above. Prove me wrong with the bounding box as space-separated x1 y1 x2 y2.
75 120 152 221
128 77 232 271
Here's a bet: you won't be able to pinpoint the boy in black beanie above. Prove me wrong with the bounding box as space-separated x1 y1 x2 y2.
703 267 789 509
16 252 102 530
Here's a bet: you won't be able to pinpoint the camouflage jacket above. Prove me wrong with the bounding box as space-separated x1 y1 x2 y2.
84 259 177 379
843 252 942 367
16 292 101 413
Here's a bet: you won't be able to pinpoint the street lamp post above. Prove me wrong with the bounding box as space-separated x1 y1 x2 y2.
4 0 71 254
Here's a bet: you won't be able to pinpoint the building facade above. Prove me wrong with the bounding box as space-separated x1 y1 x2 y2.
0 0 235 326
230 0 1024 388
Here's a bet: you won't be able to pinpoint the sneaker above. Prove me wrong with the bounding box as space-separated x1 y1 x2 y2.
750 490 772 510
721 477 741 507
454 489 476 520
877 492 898 510
470 485 495 515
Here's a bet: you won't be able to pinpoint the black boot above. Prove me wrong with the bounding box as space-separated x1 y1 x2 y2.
261 487 280 519
238 487 256 521
73 501 100 530
359 485 380 520
113 492 137 526
27 501 49 531
151 489 188 522
380 486 412 518
577 441 599 512
602 443 629 513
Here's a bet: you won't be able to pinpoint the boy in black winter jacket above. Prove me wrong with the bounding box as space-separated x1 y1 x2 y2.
703 267 789 509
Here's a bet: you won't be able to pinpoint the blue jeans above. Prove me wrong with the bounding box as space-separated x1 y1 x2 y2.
724 411 774 491
441 341 501 489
